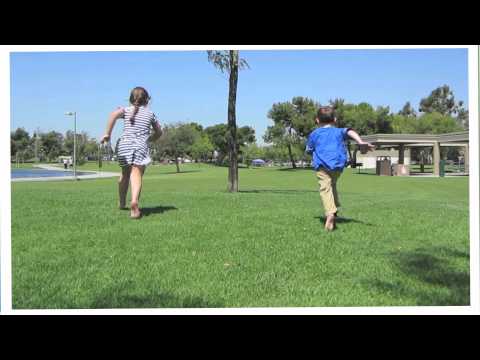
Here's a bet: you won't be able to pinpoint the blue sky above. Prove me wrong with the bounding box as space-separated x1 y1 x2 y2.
10 48 469 144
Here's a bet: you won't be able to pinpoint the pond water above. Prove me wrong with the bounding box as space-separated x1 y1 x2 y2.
11 168 91 179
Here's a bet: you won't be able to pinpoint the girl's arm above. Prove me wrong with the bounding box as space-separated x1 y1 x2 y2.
149 121 163 142
101 108 124 144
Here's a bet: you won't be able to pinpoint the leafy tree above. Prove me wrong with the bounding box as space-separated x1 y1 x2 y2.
205 124 256 165
241 143 265 167
11 128 35 161
419 85 469 130
207 50 249 192
190 134 214 162
291 96 319 137
40 131 63 162
205 124 229 164
391 114 418 134
415 112 463 134
456 106 469 130
419 85 459 116
63 131 94 165
398 101 417 117
155 123 199 173
264 101 300 168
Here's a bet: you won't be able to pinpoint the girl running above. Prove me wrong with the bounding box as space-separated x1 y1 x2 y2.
101 87 162 219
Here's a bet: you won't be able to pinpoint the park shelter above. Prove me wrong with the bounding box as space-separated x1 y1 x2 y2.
251 159 266 167
360 131 469 176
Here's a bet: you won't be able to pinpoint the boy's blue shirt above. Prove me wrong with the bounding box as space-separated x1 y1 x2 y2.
306 125 351 171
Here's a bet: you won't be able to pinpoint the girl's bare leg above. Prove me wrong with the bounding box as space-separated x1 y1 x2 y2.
118 166 131 209
130 165 145 218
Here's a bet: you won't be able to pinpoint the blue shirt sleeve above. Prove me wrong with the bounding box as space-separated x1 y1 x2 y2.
342 128 352 140
305 133 314 154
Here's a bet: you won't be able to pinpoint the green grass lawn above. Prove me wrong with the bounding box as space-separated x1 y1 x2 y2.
11 163 469 308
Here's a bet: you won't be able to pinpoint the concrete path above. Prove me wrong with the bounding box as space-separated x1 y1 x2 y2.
11 164 120 182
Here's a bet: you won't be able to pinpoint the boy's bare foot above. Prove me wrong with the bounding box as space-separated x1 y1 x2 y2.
325 214 335 231
130 202 141 219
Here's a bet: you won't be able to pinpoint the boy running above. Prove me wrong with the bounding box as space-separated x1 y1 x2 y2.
306 106 374 231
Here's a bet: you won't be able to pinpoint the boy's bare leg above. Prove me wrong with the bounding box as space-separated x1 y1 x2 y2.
325 214 336 231
130 165 145 218
118 166 131 209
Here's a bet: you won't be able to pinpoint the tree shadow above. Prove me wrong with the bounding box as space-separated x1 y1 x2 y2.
365 247 469 306
314 216 374 226
277 167 312 172
240 189 318 195
90 283 223 309
158 170 201 175
141 206 178 217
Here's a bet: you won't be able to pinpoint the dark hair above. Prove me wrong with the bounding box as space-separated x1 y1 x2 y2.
129 87 151 124
316 106 335 123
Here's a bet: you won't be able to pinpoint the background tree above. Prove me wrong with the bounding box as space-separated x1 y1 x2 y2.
415 112 463 134
398 101 417 117
190 133 214 162
11 128 34 161
63 131 96 165
264 102 300 168
40 131 63 162
290 96 319 137
205 124 229 165
207 50 249 192
205 124 255 166
155 123 199 173
419 85 459 115
241 143 265 167
391 114 418 134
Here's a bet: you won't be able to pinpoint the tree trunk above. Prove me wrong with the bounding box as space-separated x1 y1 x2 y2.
287 127 296 169
227 50 239 192
175 156 180 173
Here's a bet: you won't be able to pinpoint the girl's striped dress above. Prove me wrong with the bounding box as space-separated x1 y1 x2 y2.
116 105 159 167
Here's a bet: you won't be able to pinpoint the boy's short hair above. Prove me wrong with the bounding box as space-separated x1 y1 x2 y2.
317 106 336 123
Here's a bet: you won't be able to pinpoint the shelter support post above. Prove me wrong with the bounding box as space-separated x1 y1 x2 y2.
433 141 441 177
464 144 469 174
398 144 405 165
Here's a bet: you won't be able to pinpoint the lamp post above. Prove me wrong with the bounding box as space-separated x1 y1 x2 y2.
65 111 77 180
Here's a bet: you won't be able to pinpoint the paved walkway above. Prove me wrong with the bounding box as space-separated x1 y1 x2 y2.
12 164 120 182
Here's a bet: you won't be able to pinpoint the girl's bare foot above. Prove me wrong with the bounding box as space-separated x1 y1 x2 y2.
130 202 141 219
325 214 335 231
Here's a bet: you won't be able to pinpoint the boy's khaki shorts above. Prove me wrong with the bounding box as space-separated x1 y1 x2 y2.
316 168 342 216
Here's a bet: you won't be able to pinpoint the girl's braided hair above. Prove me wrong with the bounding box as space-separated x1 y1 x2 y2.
129 87 151 124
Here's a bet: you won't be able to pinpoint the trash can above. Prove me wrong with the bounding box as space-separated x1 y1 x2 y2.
439 159 446 177
376 156 392 176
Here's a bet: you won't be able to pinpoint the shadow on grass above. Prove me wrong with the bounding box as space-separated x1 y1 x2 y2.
354 172 378 176
314 216 374 226
277 167 312 172
156 170 201 175
90 286 222 308
240 189 317 195
366 247 469 306
141 206 178 217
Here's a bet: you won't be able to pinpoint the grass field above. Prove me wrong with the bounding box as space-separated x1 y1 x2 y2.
11 162 470 308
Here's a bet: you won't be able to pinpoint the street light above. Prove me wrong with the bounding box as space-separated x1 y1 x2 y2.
65 111 77 181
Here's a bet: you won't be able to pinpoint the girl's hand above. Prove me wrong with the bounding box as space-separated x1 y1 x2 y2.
100 134 110 144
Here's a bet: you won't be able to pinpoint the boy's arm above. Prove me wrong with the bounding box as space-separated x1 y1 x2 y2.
305 134 314 154
346 129 375 150
101 108 124 144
